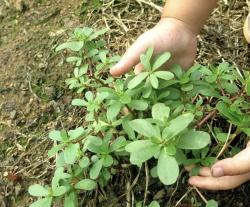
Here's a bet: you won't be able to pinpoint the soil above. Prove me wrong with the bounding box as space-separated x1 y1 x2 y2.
0 0 250 207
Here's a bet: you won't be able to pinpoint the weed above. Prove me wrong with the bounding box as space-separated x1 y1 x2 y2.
28 27 250 207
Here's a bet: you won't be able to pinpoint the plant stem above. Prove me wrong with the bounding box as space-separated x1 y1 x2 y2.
196 109 217 129
216 127 241 159
194 186 207 204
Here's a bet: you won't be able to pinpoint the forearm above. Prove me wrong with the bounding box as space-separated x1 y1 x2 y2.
162 0 218 34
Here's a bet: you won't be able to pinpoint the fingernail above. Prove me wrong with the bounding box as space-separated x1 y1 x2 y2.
110 65 118 75
212 167 224 177
110 61 122 72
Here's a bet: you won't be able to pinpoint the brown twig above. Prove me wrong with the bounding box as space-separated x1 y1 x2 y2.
196 109 217 129
196 88 244 129
143 162 149 206
194 186 208 204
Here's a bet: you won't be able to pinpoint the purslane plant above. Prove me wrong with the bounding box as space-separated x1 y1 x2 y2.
28 27 250 207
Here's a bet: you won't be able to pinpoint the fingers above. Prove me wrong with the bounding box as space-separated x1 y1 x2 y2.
211 145 250 177
110 31 153 76
134 63 144 74
199 167 212 177
189 172 250 190
185 166 212 177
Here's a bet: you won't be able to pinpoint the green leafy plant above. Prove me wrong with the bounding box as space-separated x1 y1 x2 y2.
28 27 250 207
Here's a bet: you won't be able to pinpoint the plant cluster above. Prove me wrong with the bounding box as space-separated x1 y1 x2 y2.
28 27 250 207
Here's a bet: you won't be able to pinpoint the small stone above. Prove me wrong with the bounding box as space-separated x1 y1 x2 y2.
37 54 43 58
38 63 45 69
10 110 17 119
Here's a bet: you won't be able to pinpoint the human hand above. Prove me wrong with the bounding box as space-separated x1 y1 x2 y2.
188 141 250 190
110 17 197 76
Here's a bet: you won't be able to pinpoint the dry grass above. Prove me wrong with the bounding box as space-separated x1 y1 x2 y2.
85 0 249 70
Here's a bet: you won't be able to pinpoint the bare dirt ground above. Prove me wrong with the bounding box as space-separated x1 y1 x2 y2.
0 0 250 206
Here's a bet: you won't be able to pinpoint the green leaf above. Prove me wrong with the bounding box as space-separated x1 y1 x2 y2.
28 184 49 197
162 113 194 139
99 51 107 63
110 136 127 152
71 99 86 106
145 46 154 61
56 41 84 52
152 103 170 122
216 133 228 143
175 149 187 165
90 159 103 179
150 74 159 89
30 197 52 207
103 155 113 167
49 130 63 142
152 52 171 71
129 100 148 111
53 186 67 197
205 74 217 83
218 62 229 72
142 81 152 98
110 55 121 63
68 127 84 140
74 179 97 191
128 72 149 89
171 64 183 78
206 200 218 207
88 136 103 146
157 148 179 185
154 71 174 80
140 54 151 71
150 166 158 178
64 143 80 164
87 49 98 58
107 101 122 121
79 64 88 75
52 167 71 190
246 77 250 96
122 118 135 140
126 140 156 153
181 83 193 92
126 140 160 165
85 91 93 101
223 82 239 94
120 93 131 104
79 157 90 168
165 144 176 156
66 56 82 63
64 192 77 207
216 101 242 125
148 201 160 207
177 131 210 150
89 28 108 40
47 143 65 157
242 128 250 136
129 119 160 138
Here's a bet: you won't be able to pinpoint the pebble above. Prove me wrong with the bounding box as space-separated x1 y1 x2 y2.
10 110 17 119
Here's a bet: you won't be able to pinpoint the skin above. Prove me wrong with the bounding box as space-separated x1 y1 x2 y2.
110 0 250 190
188 141 250 190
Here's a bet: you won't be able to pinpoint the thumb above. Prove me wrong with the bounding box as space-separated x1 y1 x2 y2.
110 30 154 76
212 142 250 177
